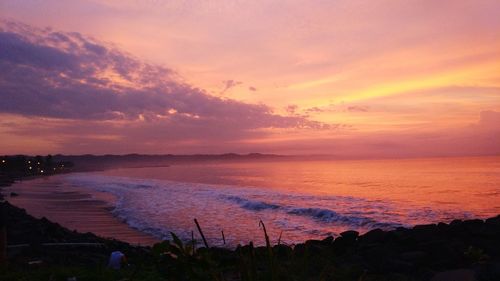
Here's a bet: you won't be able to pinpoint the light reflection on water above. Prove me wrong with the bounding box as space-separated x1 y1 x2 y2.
32 157 500 246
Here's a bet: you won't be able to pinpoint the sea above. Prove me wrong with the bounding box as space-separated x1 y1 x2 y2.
18 156 500 247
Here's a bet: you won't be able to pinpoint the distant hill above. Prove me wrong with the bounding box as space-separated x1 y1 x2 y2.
52 153 287 171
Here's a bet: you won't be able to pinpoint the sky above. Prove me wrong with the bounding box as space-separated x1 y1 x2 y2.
0 0 499 157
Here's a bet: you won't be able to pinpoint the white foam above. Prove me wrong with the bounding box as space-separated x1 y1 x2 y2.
59 173 477 246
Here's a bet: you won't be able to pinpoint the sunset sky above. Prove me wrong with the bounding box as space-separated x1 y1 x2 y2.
1 0 499 157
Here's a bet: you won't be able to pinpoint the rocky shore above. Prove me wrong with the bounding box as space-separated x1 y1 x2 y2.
1 198 499 281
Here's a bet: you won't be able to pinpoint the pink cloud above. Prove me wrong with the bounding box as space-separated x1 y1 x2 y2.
0 21 329 128
0 21 336 154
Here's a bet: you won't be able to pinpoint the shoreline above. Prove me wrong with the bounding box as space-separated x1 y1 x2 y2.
3 170 499 248
1 175 159 246
1 175 500 280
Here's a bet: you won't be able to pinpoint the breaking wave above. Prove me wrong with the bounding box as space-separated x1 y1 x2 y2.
221 195 405 229
224 196 281 211
287 207 374 225
59 172 480 246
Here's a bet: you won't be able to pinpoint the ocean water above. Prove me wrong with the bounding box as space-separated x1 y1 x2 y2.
35 157 500 246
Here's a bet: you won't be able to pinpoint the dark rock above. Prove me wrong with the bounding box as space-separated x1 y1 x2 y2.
340 230 359 240
450 219 464 226
293 243 305 256
390 227 410 242
305 239 323 246
437 222 449 229
384 258 414 273
399 251 427 262
357 242 381 252
332 235 358 255
361 246 391 262
360 228 386 244
390 234 416 250
485 216 500 226
305 239 326 253
413 223 437 231
321 235 334 245
411 224 440 242
422 240 464 268
462 219 484 230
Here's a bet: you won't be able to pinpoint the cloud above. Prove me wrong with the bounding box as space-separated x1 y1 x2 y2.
304 103 369 114
285 105 298 115
220 79 243 94
477 110 500 130
346 106 369 112
305 107 324 113
0 21 328 133
226 110 500 157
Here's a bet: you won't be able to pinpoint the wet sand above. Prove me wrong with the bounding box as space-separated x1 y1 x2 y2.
2 175 159 246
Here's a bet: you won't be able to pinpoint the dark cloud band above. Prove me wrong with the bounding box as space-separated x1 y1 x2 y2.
0 21 330 133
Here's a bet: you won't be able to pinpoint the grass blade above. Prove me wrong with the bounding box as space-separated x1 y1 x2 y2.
194 218 209 248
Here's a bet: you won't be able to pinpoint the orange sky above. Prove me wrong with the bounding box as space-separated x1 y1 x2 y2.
0 0 499 156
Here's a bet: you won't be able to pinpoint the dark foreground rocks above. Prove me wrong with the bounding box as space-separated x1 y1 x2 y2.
1 200 500 280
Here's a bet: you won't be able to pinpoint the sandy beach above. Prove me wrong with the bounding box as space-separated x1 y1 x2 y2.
2 175 159 246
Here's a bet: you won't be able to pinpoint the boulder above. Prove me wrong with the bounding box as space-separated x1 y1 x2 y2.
360 228 386 244
321 235 334 245
485 216 500 226
340 230 359 240
399 251 427 262
293 243 306 256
